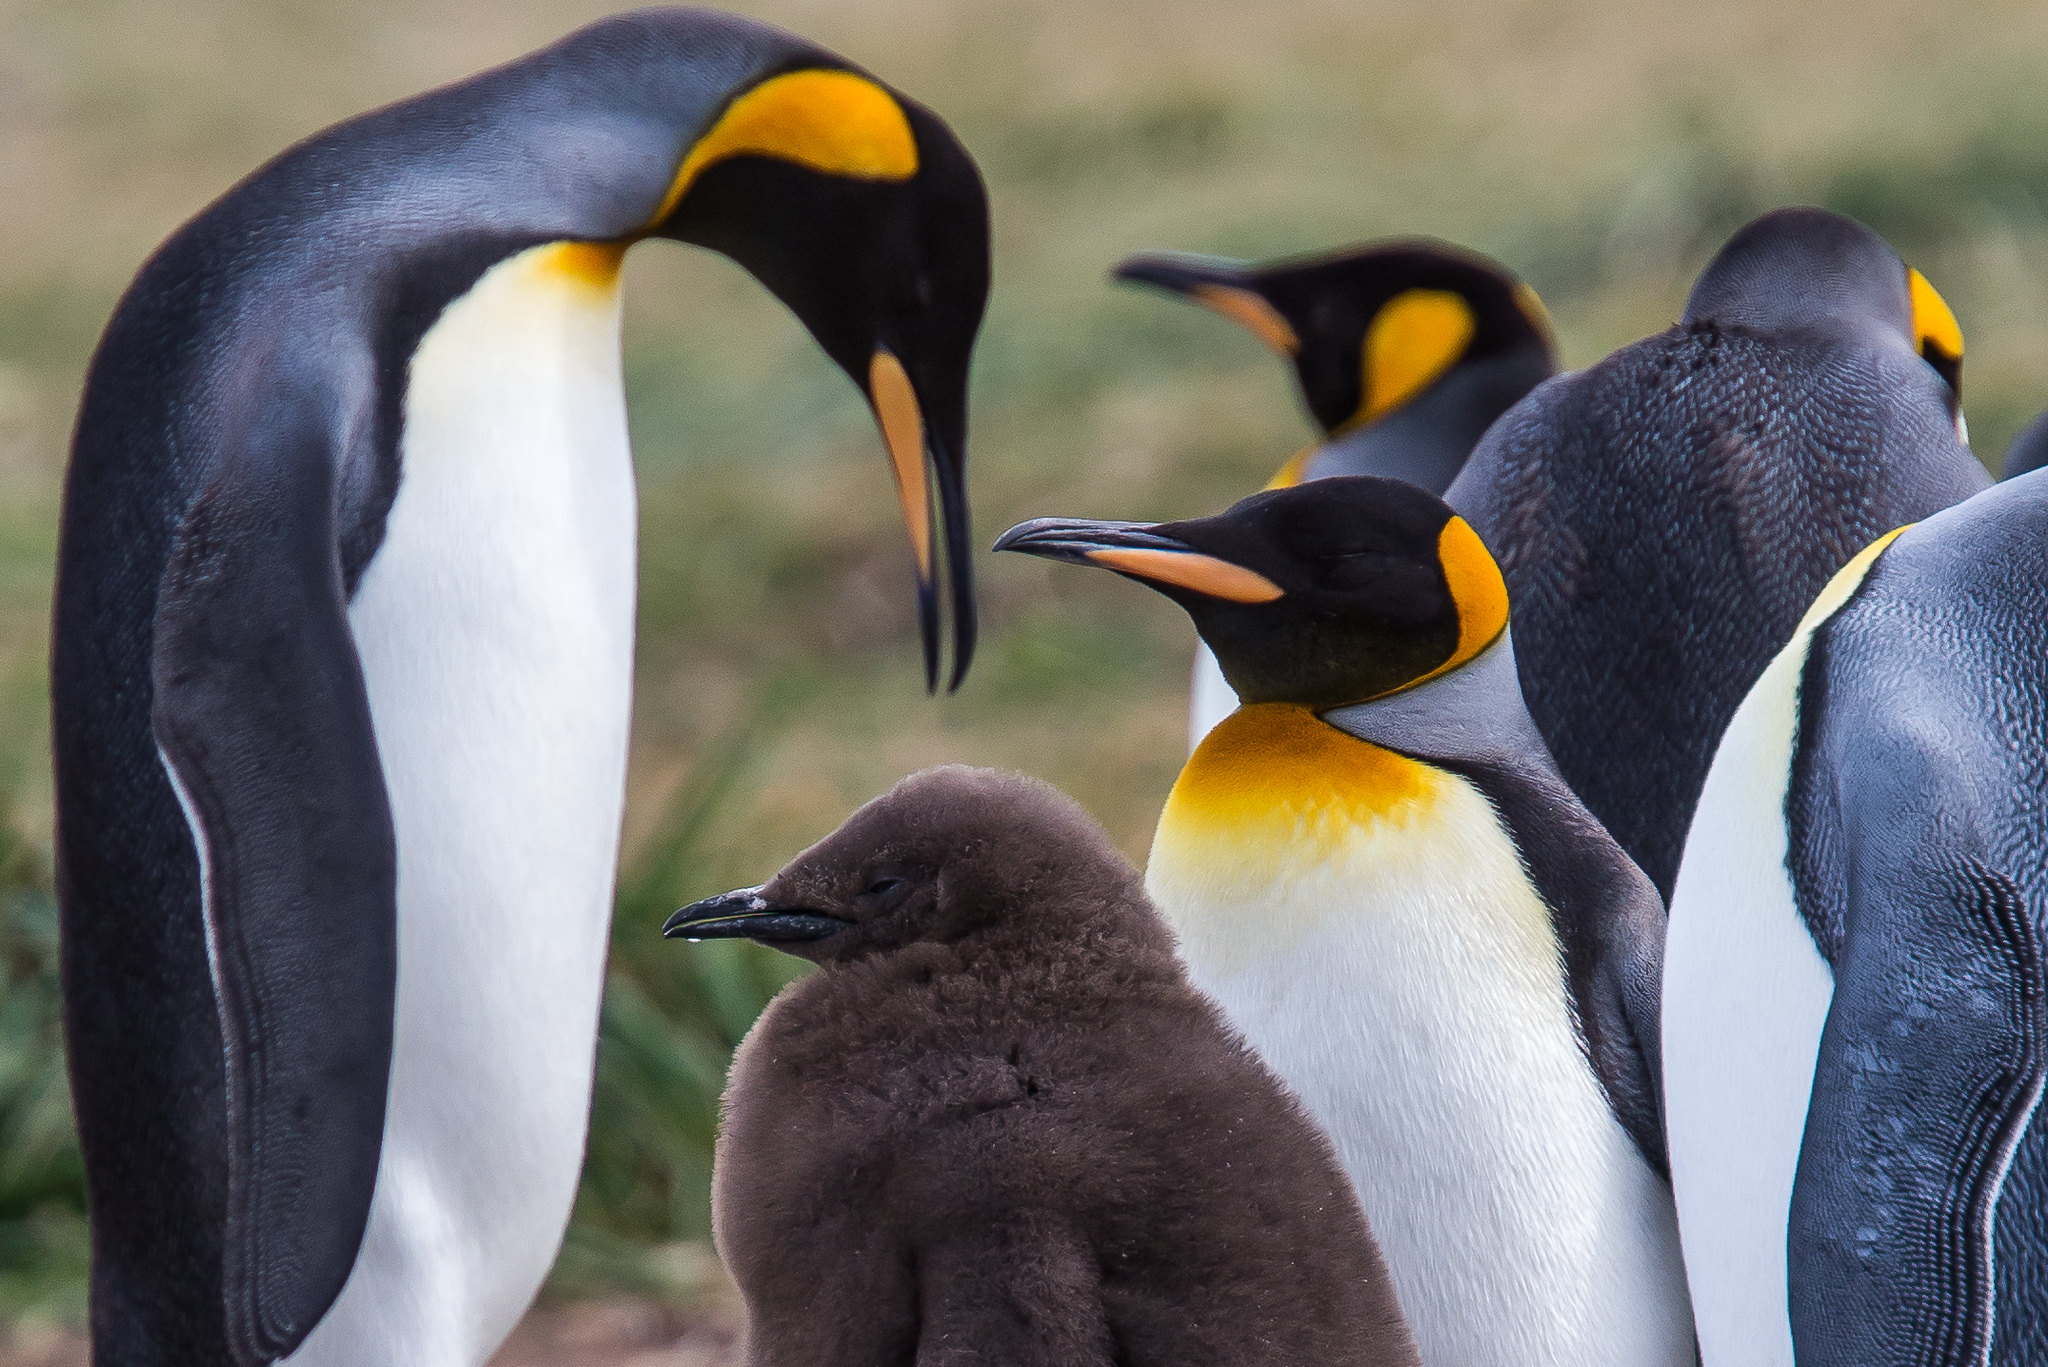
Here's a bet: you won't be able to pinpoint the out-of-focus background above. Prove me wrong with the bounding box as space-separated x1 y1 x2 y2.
4 0 2048 1357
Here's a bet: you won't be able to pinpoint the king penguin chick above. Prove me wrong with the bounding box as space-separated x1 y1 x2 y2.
1116 241 1557 748
666 766 1422 1367
52 12 988 1366
1665 472 2048 1367
1448 206 1988 898
996 479 1694 1367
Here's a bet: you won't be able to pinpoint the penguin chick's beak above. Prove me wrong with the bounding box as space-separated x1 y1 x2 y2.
663 887 850 945
869 351 975 694
992 517 1285 603
1112 252 1301 356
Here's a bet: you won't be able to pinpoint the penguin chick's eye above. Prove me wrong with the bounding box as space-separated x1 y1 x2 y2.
864 876 906 899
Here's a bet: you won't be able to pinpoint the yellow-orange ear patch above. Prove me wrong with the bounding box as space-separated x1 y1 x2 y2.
1083 547 1285 603
1262 446 1315 490
1437 516 1509 668
1190 284 1301 355
1908 266 1964 367
1513 280 1555 345
869 351 932 582
1367 515 1506 700
653 69 919 225
1358 289 1476 426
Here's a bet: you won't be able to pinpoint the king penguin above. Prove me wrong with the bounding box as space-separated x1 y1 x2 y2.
50 12 989 1366
996 477 1693 1367
1447 206 1988 897
1666 473 2048 1367
665 766 1422 1367
1113 242 1556 747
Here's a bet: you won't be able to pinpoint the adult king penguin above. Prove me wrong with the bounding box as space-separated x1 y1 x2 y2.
1115 242 1556 746
52 12 989 1367
1666 475 2048 1367
996 477 1693 1367
1448 206 1988 897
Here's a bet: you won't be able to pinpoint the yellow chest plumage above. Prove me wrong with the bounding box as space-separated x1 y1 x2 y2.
1144 701 1697 1367
1147 704 1460 965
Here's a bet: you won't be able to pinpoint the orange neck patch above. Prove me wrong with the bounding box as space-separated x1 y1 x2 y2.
1154 703 1440 865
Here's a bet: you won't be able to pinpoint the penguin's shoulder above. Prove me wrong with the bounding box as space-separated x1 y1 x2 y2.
1767 483 2048 1364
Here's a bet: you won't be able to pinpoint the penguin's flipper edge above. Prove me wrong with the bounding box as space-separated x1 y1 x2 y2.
150 393 397 1366
1788 855 2045 1367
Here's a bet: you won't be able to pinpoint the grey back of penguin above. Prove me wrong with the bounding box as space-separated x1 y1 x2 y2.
1449 206 1988 896
704 766 1420 1367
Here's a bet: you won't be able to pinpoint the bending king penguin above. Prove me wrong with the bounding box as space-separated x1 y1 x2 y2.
51 11 989 1367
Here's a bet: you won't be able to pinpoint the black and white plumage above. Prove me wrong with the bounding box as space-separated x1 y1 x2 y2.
52 11 988 1365
1667 471 2048 1367
1448 206 1987 897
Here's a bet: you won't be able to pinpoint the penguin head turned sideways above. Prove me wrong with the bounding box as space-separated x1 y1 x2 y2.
1111 241 1554 438
994 477 1508 711
663 766 1156 965
1682 205 1965 431
637 57 991 689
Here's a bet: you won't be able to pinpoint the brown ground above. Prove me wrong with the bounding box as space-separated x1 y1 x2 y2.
0 1298 747 1367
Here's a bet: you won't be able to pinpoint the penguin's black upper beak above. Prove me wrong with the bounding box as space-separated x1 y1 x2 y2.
1111 252 1300 356
992 517 1195 564
993 517 1285 603
663 887 851 944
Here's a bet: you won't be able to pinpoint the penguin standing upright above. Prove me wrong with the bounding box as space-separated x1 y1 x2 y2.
1448 206 1988 896
996 477 1693 1367
1666 473 2048 1367
51 12 989 1366
665 766 1422 1367
1113 242 1556 745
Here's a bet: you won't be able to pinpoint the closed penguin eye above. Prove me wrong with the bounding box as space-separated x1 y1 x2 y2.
864 875 906 898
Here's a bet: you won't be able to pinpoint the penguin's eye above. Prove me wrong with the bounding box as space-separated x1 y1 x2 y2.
864 875 906 898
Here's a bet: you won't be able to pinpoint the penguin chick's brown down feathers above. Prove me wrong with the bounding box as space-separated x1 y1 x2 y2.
667 766 1420 1367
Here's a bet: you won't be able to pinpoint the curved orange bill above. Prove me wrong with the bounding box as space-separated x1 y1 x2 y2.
992 517 1284 604
1112 252 1299 355
870 351 974 692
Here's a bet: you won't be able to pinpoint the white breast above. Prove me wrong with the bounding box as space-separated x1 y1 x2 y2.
1663 530 1903 1367
1187 643 1238 752
287 242 637 1367
1148 755 1694 1367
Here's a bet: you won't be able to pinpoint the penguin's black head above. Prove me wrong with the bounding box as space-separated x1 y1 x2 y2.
1684 206 1964 419
650 66 992 691
1112 240 1554 437
995 477 1508 710
664 766 1146 964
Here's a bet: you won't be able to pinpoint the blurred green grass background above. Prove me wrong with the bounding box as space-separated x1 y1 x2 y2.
6 0 2048 1327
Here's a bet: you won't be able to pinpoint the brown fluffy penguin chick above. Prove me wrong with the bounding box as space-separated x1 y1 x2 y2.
665 765 1420 1367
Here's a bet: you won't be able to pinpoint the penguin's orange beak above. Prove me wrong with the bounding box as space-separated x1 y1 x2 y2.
868 351 974 694
993 517 1285 604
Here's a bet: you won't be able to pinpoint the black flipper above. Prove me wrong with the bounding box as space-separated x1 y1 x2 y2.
1787 853 2044 1367
150 376 397 1365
